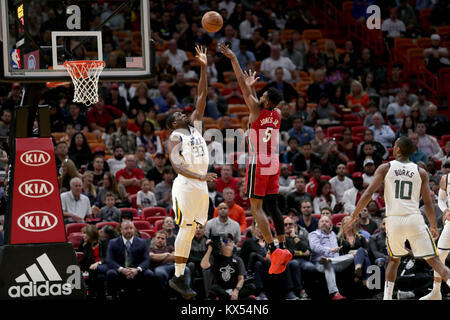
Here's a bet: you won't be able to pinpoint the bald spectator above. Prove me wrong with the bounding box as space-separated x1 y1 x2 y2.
213 188 246 233
260 46 298 82
61 177 93 223
108 114 137 154
215 165 239 194
368 113 395 149
163 39 188 72
155 54 177 83
424 104 449 139
87 95 123 132
306 69 334 103
153 81 180 114
217 24 240 53
116 155 144 195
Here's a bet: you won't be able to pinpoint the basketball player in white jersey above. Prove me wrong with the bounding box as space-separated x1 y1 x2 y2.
344 136 450 300
419 173 450 300
166 45 217 299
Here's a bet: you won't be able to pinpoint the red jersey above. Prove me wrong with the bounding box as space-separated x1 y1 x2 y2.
248 108 280 173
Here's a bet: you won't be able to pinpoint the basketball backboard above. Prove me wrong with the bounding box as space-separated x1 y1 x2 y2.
0 0 154 82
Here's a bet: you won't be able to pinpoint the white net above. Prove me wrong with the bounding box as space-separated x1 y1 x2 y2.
63 60 105 106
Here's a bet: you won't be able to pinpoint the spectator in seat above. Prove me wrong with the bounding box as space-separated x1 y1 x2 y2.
137 120 163 155
90 154 108 187
235 179 250 213
305 40 326 72
146 152 166 187
424 104 449 139
282 39 304 72
287 177 314 213
337 216 372 286
214 187 246 233
107 145 126 176
128 82 155 117
135 145 154 176
279 101 295 133
283 137 301 164
95 172 128 209
207 179 224 219
61 177 93 224
182 60 199 82
310 126 331 158
78 225 108 300
116 154 144 196
99 192 121 222
201 233 255 300
358 206 379 235
307 69 334 103
170 72 192 103
155 53 177 83
260 46 299 82
381 8 406 47
424 33 450 75
63 103 89 132
397 0 417 26
411 88 431 120
221 76 245 105
368 217 388 268
362 159 376 185
54 141 69 174
308 215 352 300
68 132 93 169
357 129 388 160
292 142 322 176
108 114 137 155
163 39 188 72
329 164 354 203
2 82 22 111
250 28 271 61
408 132 429 165
368 112 395 149
338 128 357 162
415 121 443 161
298 200 319 233
81 171 97 206
321 139 349 177
217 24 240 53
317 93 341 121
346 80 370 114
387 90 411 130
154 166 175 211
105 83 128 115
136 178 157 210
313 180 337 214
205 202 241 244
395 115 416 140
288 116 315 149
105 220 157 300
187 224 208 290
215 164 239 194
87 95 123 133
260 68 299 103
355 142 383 172
305 166 322 197
279 164 296 196
342 172 365 213
235 38 256 69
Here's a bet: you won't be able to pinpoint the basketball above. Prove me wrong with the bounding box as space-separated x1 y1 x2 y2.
201 11 223 33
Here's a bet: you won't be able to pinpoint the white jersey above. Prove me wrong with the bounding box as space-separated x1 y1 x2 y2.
170 125 209 190
384 160 422 216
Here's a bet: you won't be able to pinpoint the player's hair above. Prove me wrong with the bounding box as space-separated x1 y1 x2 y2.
265 87 283 108
166 112 177 130
396 136 415 157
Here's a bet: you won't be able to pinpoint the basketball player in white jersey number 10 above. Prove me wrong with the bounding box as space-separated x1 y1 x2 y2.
344 136 450 300
419 172 450 300
166 45 218 299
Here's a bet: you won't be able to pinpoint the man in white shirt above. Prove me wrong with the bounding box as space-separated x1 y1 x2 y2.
369 112 396 149
387 90 410 129
424 34 450 73
341 172 365 213
260 46 298 82
239 10 260 40
362 159 375 185
107 145 127 176
164 39 188 72
61 177 92 223
381 8 406 39
329 164 353 203
279 164 296 196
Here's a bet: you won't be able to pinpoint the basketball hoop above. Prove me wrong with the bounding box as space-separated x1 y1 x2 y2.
63 60 105 106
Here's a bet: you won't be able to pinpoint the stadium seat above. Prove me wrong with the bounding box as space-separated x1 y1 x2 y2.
76 252 83 265
120 208 139 218
343 114 360 122
342 120 363 127
154 219 164 231
416 37 431 49
68 232 83 250
350 125 367 137
312 214 321 219
133 220 152 231
246 216 253 228
142 207 168 219
146 216 165 229
352 136 363 145
441 134 450 146
320 175 332 181
419 8 432 34
302 29 323 40
84 131 98 142
331 213 348 226
227 104 248 114
435 159 442 171
436 26 450 40
95 221 119 230
346 161 355 174
140 231 151 239
130 194 138 209
326 126 345 137
88 142 106 153
65 223 87 236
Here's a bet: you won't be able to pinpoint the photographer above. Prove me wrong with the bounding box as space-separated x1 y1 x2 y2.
200 234 256 300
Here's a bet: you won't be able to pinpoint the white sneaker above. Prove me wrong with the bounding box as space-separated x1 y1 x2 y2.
419 290 442 300
397 290 415 299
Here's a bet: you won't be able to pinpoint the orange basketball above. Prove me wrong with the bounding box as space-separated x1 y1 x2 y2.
201 11 223 33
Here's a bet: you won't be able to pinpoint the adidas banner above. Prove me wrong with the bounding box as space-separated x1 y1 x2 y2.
9 138 66 244
0 243 86 300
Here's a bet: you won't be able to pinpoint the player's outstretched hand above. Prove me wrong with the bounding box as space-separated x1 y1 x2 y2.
244 69 259 87
218 42 235 59
195 44 207 67
201 172 218 182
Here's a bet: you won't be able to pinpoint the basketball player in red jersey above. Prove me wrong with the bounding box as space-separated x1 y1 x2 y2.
219 43 292 274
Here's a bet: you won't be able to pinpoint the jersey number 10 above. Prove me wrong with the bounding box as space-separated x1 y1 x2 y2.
394 180 412 200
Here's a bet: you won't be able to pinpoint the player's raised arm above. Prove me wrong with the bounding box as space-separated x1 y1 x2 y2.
218 42 260 115
344 164 389 233
420 168 439 239
190 45 208 123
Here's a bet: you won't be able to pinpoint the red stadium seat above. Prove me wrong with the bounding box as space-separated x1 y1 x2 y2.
331 213 348 226
326 126 345 137
65 223 88 236
130 194 138 209
343 114 360 122
154 220 164 231
312 214 321 219
320 175 332 181
95 221 119 230
246 216 253 228
76 252 84 265
142 207 168 219
351 126 368 137
140 231 151 239
133 220 152 231
146 216 165 229
120 208 139 218
346 161 355 174
68 232 84 250
441 134 450 146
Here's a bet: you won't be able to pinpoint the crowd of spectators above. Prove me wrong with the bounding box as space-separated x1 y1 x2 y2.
0 0 450 300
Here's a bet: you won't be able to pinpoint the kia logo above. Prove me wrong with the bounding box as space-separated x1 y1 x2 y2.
17 211 58 232
19 150 51 166
18 179 54 198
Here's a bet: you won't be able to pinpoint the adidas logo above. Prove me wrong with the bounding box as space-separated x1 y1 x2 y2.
8 253 73 298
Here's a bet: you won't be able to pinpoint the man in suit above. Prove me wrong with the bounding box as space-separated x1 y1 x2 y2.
106 220 158 300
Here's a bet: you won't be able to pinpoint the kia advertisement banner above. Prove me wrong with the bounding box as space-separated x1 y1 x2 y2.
10 138 66 244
